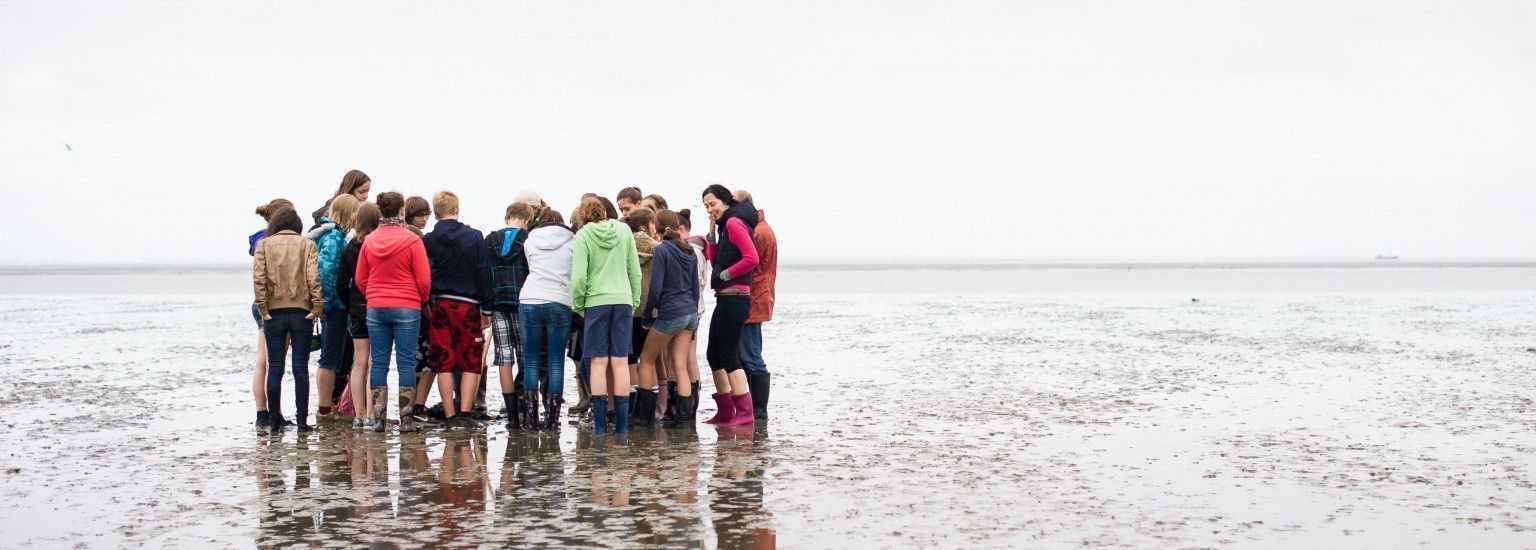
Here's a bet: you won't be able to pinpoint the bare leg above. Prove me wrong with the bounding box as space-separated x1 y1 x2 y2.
712 369 731 395
728 370 749 397
590 357 609 397
499 363 515 393
437 372 459 417
685 331 701 383
636 329 670 391
669 333 693 397
609 356 630 396
414 372 433 407
350 338 371 419
317 369 336 409
459 372 481 416
253 330 268 410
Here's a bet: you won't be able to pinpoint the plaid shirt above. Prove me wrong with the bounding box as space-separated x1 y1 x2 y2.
484 227 530 312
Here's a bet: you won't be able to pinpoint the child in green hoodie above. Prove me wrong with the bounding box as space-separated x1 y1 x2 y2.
570 197 642 435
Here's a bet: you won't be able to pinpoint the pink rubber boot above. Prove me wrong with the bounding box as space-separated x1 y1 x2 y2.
723 392 756 426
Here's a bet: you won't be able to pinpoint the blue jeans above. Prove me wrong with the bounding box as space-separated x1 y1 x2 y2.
263 308 312 418
519 303 572 393
317 309 349 371
367 308 421 388
738 322 769 376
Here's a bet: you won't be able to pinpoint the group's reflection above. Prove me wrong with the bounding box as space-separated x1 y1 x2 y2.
252 425 777 548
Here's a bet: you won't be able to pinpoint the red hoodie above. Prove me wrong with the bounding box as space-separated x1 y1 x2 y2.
356 225 431 310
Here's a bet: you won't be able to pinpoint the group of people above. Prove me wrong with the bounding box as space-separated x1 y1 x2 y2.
249 171 779 437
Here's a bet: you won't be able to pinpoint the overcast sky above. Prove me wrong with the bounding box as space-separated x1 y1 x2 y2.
2 0 1533 264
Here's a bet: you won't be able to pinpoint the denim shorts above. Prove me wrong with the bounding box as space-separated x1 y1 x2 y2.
652 313 697 335
251 303 263 330
582 304 633 359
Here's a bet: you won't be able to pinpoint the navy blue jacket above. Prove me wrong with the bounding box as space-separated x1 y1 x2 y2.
423 219 490 304
642 238 700 324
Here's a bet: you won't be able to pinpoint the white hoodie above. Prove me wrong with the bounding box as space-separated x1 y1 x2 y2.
520 224 576 308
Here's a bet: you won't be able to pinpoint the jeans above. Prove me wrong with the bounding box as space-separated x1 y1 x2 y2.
318 309 350 371
519 303 573 394
706 295 752 373
738 322 769 376
367 307 421 388
263 308 312 419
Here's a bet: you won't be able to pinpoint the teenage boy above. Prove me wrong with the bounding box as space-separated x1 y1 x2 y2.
422 190 491 427
485 202 535 429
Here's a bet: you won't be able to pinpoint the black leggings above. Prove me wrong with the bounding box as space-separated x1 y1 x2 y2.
706 295 751 373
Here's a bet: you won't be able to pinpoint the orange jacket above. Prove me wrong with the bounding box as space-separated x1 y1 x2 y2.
747 210 777 324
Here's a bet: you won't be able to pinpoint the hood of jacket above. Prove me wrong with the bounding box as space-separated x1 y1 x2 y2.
655 238 695 267
577 219 625 250
365 225 419 258
305 218 338 241
527 224 575 252
429 218 481 248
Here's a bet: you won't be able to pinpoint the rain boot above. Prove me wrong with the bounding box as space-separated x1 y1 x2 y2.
664 393 696 428
613 395 631 435
569 367 591 415
502 392 517 430
630 389 655 428
520 390 540 430
723 392 756 426
399 388 420 432
370 386 389 433
690 382 701 417
662 381 679 422
507 389 522 431
747 372 771 420
703 393 734 424
542 392 564 430
591 395 609 434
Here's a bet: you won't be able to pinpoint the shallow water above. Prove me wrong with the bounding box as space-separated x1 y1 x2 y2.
2 282 1535 547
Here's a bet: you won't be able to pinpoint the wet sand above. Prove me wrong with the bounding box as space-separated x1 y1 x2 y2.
2 268 1535 547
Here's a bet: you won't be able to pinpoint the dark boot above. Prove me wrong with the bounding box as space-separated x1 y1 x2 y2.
502 392 516 430
590 396 609 434
295 415 313 432
747 372 771 420
520 390 540 430
663 392 696 428
631 388 656 427
662 382 679 422
542 392 564 430
690 382 701 417
506 390 522 431
370 387 388 433
399 388 420 432
613 395 631 435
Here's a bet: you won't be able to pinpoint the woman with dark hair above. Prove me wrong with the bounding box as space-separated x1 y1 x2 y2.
311 169 371 223
253 207 325 432
699 184 759 426
624 207 659 427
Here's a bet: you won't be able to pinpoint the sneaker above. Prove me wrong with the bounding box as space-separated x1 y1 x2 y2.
353 419 365 429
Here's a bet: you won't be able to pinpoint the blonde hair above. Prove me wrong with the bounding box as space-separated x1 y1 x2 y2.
328 194 361 232
432 190 460 219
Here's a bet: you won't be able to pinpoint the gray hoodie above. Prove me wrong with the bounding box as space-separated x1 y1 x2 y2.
519 224 576 308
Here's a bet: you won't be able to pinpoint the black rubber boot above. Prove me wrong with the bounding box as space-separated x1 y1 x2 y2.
663 393 696 428
663 381 679 422
634 388 658 427
747 372 771 420
690 382 701 417
542 392 564 430
519 390 540 430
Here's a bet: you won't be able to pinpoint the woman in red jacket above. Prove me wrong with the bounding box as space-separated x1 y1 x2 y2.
356 192 433 433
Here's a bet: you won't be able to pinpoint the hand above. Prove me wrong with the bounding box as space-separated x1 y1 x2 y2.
261 314 272 322
306 312 318 321
481 314 491 330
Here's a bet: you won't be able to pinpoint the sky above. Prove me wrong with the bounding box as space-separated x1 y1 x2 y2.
2 0 1534 264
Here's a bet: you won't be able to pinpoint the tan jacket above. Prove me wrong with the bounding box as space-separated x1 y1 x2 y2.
632 232 657 318
253 230 324 317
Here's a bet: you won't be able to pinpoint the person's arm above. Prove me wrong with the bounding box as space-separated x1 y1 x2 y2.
338 246 357 311
355 246 371 299
412 239 432 305
718 217 759 281
305 240 324 318
626 233 642 311
570 237 589 316
253 242 270 319
642 248 667 323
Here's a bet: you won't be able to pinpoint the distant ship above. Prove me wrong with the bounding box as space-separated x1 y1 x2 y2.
1374 255 1399 261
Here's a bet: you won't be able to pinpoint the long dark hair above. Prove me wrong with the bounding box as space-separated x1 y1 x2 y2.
353 202 382 243
334 169 370 197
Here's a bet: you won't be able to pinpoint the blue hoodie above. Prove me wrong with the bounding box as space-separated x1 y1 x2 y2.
641 238 700 324
424 218 490 304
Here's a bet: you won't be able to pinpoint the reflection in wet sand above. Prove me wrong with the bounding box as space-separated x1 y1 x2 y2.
247 425 777 548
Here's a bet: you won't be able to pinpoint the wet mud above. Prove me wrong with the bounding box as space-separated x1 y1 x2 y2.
1 292 1534 547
